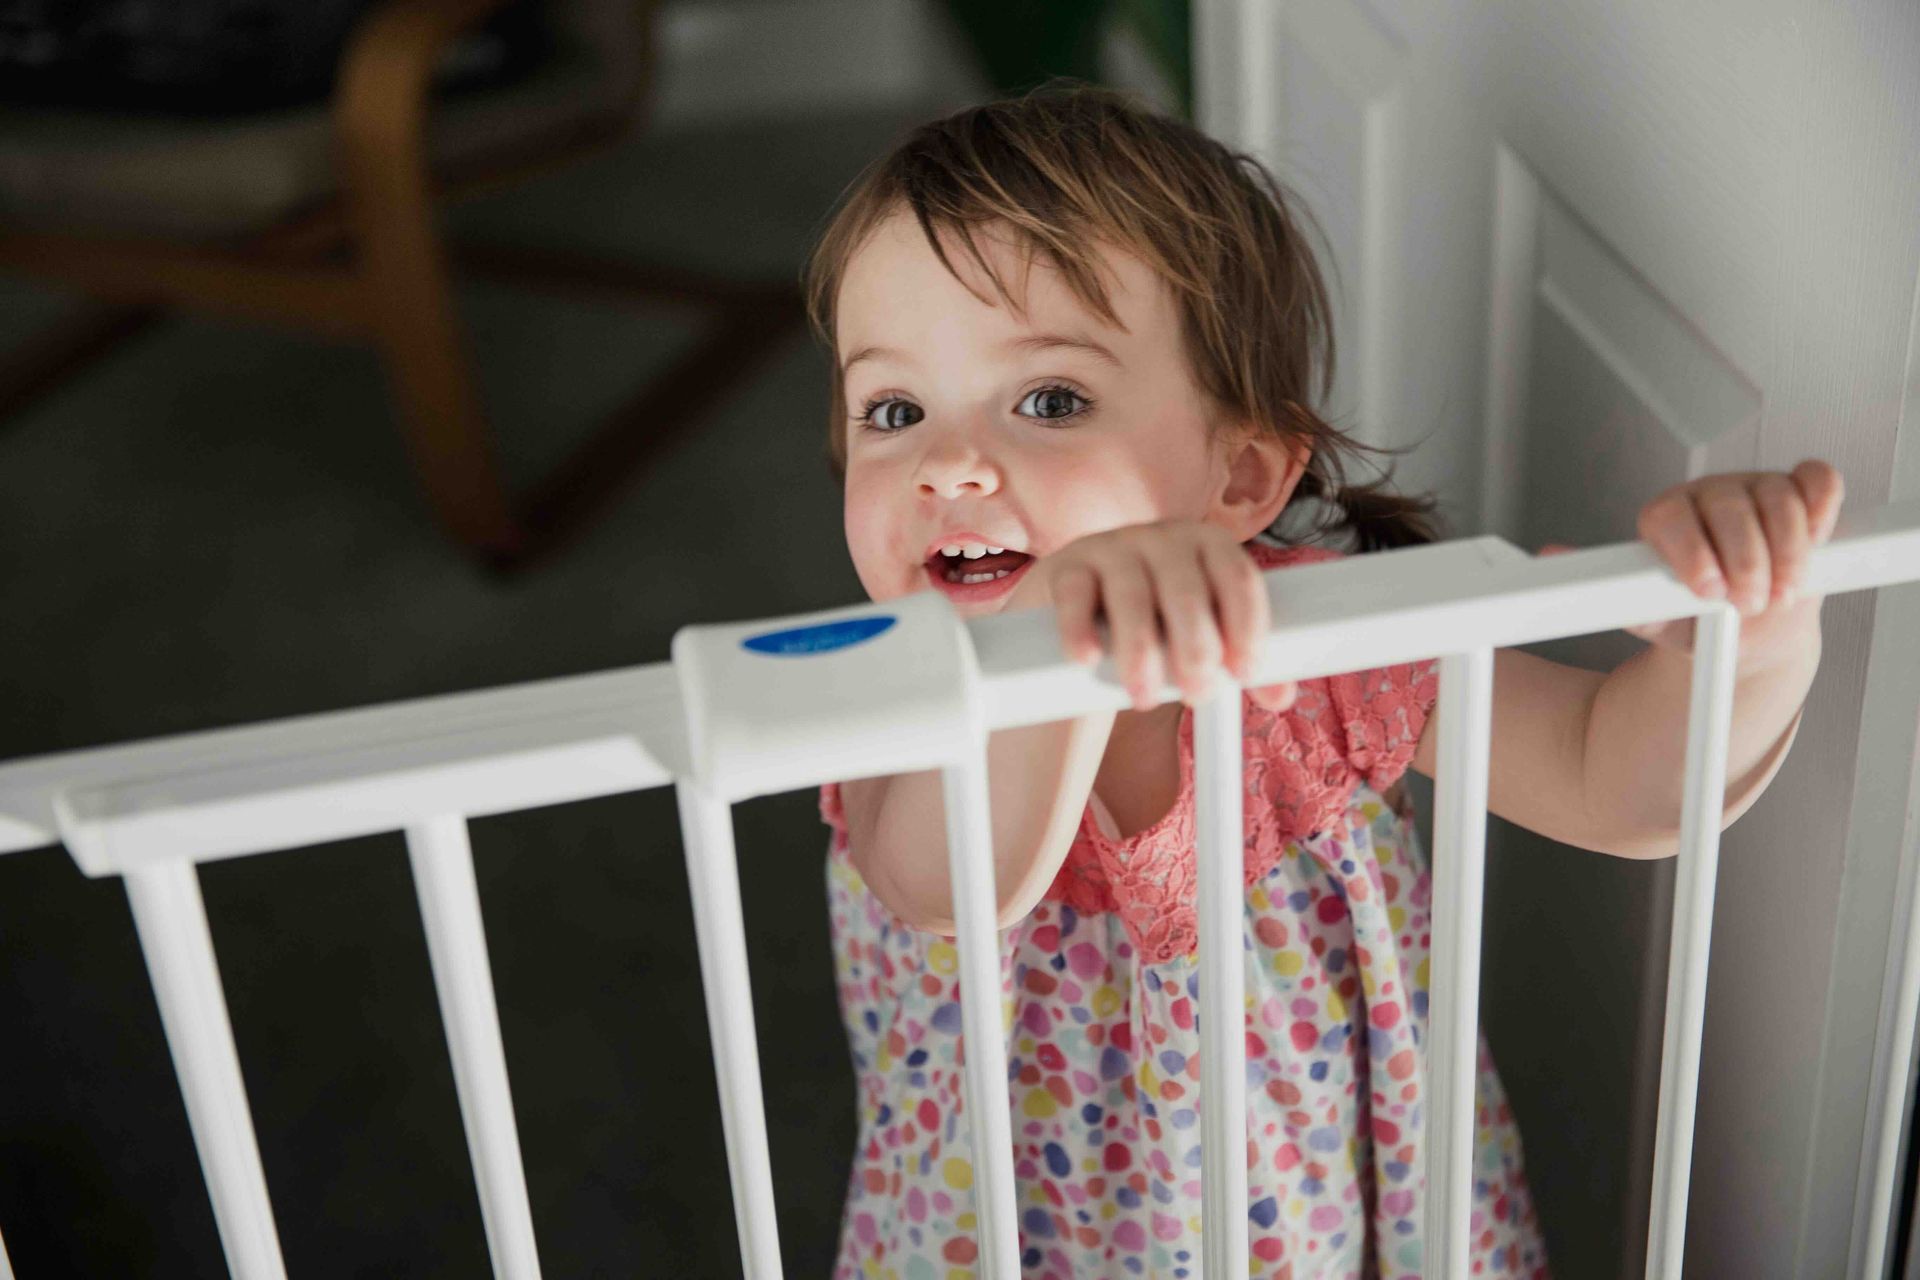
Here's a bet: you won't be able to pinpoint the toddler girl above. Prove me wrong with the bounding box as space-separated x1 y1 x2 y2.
804 81 1836 1280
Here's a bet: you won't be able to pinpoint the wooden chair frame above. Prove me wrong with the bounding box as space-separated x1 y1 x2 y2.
0 0 805 570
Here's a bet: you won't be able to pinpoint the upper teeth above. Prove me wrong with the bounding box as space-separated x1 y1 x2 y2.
940 543 1005 559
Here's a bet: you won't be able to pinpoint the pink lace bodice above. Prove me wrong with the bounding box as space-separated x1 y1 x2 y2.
819 540 1441 966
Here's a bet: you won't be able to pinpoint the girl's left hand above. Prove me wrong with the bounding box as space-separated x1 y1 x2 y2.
1537 459 1844 674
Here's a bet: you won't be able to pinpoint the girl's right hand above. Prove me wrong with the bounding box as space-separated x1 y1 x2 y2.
1003 520 1298 714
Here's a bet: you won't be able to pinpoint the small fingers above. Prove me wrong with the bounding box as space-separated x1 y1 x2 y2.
1142 540 1224 705
1200 535 1270 684
1791 458 1845 545
1097 555 1164 710
1752 473 1809 605
1204 536 1292 709
1049 525 1314 713
1638 489 1728 600
1049 562 1104 665
1136 541 1213 702
1693 484 1770 613
1641 464 1847 616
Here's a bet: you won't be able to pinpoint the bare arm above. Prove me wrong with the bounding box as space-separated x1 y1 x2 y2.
841 709 1115 935
1577 614 1818 854
1408 461 1840 859
1406 632 1815 859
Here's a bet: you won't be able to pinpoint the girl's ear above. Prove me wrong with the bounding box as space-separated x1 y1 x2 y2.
1209 426 1311 541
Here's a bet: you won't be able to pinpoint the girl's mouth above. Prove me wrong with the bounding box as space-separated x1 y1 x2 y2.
924 548 1034 604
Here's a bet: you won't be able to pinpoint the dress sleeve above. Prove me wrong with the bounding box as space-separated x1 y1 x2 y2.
819 782 848 845
1241 541 1441 841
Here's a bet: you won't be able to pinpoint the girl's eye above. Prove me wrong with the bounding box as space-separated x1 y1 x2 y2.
1018 384 1091 422
857 398 924 431
853 383 1093 433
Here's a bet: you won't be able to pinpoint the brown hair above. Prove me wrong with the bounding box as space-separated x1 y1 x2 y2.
801 79 1443 553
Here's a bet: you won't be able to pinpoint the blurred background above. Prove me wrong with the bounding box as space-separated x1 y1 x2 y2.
0 1 1190 1275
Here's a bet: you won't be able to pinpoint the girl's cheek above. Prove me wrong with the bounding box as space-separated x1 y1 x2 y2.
843 476 901 599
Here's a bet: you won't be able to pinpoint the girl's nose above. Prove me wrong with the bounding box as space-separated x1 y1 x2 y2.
914 436 1002 499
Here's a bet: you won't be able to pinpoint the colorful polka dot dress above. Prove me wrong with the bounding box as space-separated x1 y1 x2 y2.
819 541 1550 1279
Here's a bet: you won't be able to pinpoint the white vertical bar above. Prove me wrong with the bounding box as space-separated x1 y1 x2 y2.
123 860 287 1280
405 816 542 1280
1195 685 1249 1277
1644 605 1742 1278
1194 0 1280 152
673 783 784 1280
1844 580 1920 1280
1868 926 1920 1280
1424 647 1495 1280
939 752 1020 1280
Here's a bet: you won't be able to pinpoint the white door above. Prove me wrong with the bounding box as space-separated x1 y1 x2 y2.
1197 2 1920 1276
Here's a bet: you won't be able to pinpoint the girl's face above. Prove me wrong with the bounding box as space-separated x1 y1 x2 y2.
836 210 1251 616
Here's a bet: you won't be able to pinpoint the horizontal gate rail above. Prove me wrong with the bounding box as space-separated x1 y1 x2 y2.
7 503 1912 868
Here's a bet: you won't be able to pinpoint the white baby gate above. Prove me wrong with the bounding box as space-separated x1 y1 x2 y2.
2 502 1917 1280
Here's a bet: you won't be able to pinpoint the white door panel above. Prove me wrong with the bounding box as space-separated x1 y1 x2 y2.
1273 0 1409 453
1198 1 1920 1275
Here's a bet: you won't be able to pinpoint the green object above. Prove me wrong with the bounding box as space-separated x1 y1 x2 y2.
940 0 1192 118
939 0 1110 96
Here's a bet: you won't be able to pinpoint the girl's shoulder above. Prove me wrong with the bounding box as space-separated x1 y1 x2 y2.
1241 535 1438 794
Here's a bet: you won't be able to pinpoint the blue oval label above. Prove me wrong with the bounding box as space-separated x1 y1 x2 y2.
741 615 896 656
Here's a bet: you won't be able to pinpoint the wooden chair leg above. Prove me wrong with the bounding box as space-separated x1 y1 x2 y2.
0 303 160 428
338 81 526 564
515 282 804 562
356 244 527 563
